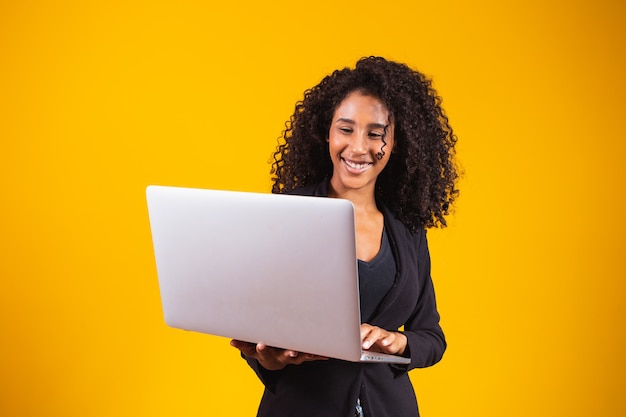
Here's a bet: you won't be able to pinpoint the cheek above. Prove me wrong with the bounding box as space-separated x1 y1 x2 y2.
327 136 345 155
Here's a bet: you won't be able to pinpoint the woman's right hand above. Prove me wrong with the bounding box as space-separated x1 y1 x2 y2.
230 340 328 371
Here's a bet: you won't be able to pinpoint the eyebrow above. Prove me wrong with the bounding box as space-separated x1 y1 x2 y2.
335 118 387 129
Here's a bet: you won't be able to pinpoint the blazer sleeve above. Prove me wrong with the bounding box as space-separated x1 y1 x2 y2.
242 354 285 393
397 230 447 371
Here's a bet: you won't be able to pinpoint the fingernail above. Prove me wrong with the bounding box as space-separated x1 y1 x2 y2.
363 341 371 349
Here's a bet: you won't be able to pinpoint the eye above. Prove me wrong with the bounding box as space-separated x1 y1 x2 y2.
339 127 353 134
368 131 384 139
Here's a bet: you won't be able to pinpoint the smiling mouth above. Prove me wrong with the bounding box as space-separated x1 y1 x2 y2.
341 157 373 171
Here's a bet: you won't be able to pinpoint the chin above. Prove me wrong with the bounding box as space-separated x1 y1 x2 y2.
334 177 373 192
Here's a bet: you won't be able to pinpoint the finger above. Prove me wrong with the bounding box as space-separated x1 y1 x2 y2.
256 343 272 359
381 333 394 347
290 353 329 365
362 327 386 350
230 339 255 349
360 323 374 340
298 353 328 361
259 345 301 365
360 324 376 349
254 343 273 363
230 339 257 356
306 354 329 361
378 332 407 355
285 350 299 359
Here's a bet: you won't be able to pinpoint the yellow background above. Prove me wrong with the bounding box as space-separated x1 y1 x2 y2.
1 0 625 416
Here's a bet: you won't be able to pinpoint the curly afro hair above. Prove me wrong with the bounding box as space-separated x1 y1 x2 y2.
271 56 460 231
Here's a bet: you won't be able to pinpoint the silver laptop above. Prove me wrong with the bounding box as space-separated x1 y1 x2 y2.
146 185 410 365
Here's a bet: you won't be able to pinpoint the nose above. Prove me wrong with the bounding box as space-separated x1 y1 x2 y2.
350 131 368 154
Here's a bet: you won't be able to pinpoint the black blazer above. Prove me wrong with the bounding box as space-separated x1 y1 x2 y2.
243 181 446 417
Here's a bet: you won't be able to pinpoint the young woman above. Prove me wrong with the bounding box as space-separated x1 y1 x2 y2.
231 56 459 417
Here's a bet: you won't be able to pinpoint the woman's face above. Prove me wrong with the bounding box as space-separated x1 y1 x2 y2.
328 91 395 195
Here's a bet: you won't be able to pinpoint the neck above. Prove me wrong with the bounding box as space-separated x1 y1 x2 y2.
328 181 378 212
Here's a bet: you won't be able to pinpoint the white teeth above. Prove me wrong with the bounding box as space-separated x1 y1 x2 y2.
344 159 371 170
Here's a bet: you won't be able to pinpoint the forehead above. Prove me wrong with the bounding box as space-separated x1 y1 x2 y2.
333 91 390 120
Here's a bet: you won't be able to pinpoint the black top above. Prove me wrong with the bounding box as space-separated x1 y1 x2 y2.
358 228 396 323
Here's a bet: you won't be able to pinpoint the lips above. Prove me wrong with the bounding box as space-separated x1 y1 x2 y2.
341 157 373 172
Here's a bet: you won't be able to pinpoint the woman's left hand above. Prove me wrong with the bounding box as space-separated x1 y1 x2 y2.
360 323 408 356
